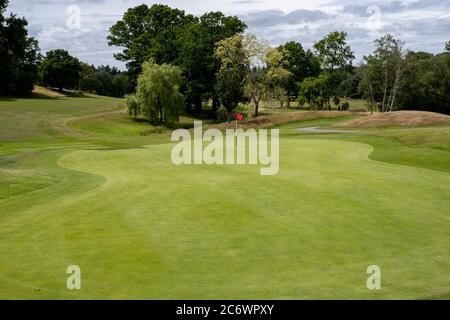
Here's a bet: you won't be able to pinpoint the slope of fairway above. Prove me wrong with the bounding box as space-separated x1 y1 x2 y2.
0 138 449 299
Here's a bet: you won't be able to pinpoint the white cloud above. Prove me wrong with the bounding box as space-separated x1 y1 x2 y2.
6 0 450 69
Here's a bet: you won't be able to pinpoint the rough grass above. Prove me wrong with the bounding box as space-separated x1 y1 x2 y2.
333 111 450 128
245 98 368 113
210 111 361 130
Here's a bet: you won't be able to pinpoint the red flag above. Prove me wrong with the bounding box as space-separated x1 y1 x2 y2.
236 113 244 121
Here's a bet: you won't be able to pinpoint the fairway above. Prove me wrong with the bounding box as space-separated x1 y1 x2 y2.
1 107 449 299
2 0 450 305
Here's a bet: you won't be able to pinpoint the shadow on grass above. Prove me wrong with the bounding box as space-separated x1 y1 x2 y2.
422 291 450 300
0 90 104 101
0 96 18 102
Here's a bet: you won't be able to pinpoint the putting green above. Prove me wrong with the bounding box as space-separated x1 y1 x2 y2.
0 138 449 299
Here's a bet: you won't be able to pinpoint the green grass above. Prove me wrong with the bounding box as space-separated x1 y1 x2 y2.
0 95 449 299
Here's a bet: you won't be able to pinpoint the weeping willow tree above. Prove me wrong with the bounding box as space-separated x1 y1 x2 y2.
136 61 184 125
125 94 140 118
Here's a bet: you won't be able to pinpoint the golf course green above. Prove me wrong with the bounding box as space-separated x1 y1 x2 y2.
0 94 449 299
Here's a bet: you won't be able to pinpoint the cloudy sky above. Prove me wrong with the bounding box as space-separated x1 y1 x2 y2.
6 0 450 69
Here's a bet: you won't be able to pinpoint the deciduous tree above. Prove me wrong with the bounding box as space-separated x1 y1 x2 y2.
297 32 355 111
136 61 184 125
278 41 321 105
40 49 81 92
362 34 407 112
0 0 41 96
313 31 354 72
108 4 196 82
108 5 246 113
214 35 248 116
176 12 246 112
398 53 449 115
266 48 291 108
242 34 270 117
299 73 333 110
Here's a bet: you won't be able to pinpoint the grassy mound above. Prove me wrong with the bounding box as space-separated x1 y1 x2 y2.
211 111 361 130
333 111 450 128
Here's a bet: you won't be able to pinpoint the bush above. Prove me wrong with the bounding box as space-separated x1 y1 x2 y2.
339 101 350 111
216 105 229 122
333 96 340 106
297 95 307 108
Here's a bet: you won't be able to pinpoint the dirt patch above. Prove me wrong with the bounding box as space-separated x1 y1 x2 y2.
333 111 450 128
32 86 67 98
209 111 357 130
32 86 89 98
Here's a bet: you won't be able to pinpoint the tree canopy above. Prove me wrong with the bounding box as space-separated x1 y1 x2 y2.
278 41 321 102
79 64 133 98
108 4 196 79
40 49 82 92
176 12 246 112
242 34 270 117
108 4 246 112
297 32 354 111
0 0 41 96
362 34 407 112
313 31 354 72
214 35 248 114
398 53 449 115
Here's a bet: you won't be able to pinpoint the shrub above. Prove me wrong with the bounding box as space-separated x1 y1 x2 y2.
297 95 307 108
216 105 229 122
333 96 340 106
339 101 350 111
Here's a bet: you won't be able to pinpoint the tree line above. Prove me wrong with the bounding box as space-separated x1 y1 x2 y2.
36 48 134 98
0 0 133 98
360 36 450 115
1 1 449 119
